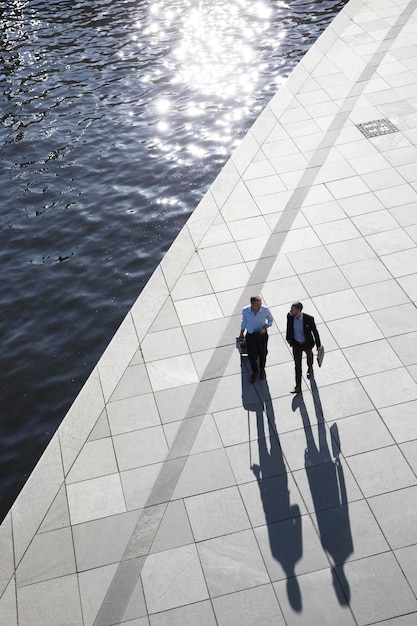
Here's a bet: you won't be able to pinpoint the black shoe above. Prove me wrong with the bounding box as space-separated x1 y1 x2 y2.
291 386 301 394
260 369 266 380
307 367 314 379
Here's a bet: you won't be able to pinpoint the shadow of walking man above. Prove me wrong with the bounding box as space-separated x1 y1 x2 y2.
292 379 353 605
242 363 302 611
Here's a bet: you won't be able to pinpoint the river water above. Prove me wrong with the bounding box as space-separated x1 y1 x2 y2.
0 0 347 521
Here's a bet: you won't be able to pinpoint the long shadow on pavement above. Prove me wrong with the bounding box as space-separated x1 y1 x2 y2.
292 379 353 605
242 361 302 611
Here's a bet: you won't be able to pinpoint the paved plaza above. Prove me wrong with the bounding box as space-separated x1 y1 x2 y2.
2 0 417 623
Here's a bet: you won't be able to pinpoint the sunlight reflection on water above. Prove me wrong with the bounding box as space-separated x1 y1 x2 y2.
0 0 347 521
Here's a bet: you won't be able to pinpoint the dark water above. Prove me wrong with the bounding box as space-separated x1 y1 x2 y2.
0 0 347 522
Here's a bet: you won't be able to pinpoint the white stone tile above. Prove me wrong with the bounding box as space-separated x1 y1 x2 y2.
174 294 223 326
198 530 269 597
326 175 370 199
207 263 251 291
343 339 403 377
301 200 346 225
287 246 335 274
107 393 160 435
355 279 409 311
300 266 350 297
339 192 386 217
150 601 216 626
273 567 355 625
327 313 384 348
142 544 208 613
388 332 417 367
113 426 168 471
381 248 417 277
198 242 243 269
340 257 392 286
360 368 417 409
228 215 272 241
371 303 417 337
184 486 250 541
16 575 83 626
170 271 213 301
340 553 417 624
0 578 17 626
67 473 126 525
16 527 75 586
348 445 417 498
67 438 118 484
141 327 189 362
327 237 376 264
313 289 366 321
366 227 415 255
380 400 417 443
314 218 361 244
212 584 284 626
369 486 417 550
147 354 199 392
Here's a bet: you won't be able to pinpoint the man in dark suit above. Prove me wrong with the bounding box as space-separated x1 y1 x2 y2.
286 301 322 394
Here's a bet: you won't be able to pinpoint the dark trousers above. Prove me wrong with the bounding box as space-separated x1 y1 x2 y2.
246 332 268 373
292 341 313 387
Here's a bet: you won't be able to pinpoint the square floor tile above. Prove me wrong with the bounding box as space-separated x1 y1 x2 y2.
330 410 394 456
107 394 160 435
328 313 384 348
314 499 389 565
313 289 366 321
340 552 417 625
16 575 83 626
197 530 269 597
113 426 168 471
142 544 208 613
340 257 392 287
273 567 355 625
147 355 199 392
172 448 236 499
360 368 417 408
343 340 403 377
67 474 126 525
380 400 417 443
255 514 327 581
355 279 409 311
239 469 305 528
141 328 189 362
395 544 417 597
347 445 416 497
212 584 285 626
293 459 363 515
149 601 216 626
300 267 350 296
381 248 417 277
371 303 417 337
184 486 250 541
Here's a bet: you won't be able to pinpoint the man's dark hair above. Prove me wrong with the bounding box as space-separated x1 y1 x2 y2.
292 301 303 311
250 295 262 304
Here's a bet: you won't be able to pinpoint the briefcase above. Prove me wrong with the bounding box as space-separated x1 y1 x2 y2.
317 346 325 367
236 337 248 356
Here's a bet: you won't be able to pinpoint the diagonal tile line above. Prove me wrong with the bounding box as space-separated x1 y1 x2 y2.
92 3 416 624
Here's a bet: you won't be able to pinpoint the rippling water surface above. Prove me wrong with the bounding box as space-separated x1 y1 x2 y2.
0 0 347 521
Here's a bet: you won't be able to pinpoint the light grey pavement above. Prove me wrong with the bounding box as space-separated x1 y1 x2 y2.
2 0 417 623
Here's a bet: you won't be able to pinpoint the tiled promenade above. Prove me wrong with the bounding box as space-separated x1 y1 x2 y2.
2 0 417 623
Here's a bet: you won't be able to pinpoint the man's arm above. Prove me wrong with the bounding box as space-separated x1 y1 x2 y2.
286 313 293 345
311 317 321 350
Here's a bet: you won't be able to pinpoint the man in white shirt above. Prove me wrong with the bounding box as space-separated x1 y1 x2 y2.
239 295 273 383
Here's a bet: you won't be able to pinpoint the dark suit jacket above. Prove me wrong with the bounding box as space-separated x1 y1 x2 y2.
286 312 321 351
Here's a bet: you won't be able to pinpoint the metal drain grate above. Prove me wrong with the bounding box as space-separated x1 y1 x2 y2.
355 118 399 138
